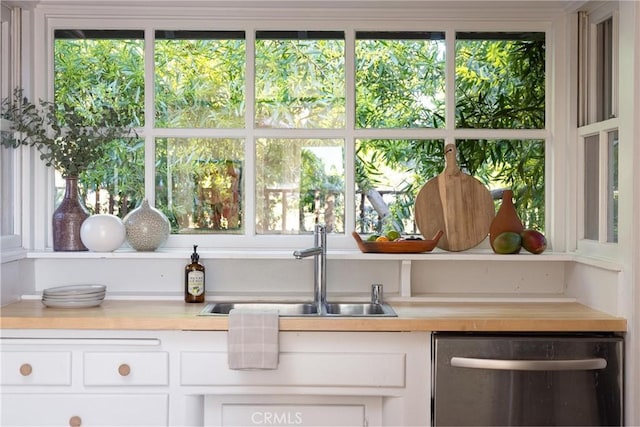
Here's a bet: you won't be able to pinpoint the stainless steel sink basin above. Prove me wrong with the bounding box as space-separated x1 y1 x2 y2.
198 301 397 317
200 302 319 316
324 302 397 317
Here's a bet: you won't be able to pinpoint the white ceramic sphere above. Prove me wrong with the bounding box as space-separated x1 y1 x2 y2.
80 214 126 252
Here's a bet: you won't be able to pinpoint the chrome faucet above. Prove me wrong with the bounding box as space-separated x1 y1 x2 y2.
293 223 327 315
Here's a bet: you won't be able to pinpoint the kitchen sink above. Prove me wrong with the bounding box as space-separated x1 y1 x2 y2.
200 302 319 316
323 302 396 317
198 301 397 317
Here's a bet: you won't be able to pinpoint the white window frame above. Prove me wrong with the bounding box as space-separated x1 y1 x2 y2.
1 4 23 259
24 5 554 252
576 2 620 261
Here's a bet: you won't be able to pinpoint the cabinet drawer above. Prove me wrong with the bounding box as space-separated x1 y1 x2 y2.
181 352 405 387
0 352 71 385
84 352 169 386
1 393 168 427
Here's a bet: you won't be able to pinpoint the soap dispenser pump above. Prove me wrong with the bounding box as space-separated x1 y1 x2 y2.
185 245 205 303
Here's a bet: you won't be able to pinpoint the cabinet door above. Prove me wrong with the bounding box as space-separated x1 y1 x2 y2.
1 394 168 427
205 395 381 427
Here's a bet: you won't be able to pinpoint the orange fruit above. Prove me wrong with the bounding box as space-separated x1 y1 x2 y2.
375 236 389 242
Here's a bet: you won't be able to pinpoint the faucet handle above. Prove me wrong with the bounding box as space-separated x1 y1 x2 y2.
371 283 383 304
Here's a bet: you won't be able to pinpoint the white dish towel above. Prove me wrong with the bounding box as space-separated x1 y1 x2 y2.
227 308 279 370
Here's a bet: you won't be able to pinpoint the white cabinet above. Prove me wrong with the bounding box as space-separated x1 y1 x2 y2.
1 330 431 427
0 333 170 427
177 331 430 426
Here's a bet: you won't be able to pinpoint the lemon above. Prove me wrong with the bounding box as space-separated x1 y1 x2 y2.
376 236 389 242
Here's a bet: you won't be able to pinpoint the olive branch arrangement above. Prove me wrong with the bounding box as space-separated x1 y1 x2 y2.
1 89 133 177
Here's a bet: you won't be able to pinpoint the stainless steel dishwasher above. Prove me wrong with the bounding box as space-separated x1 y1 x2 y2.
432 333 623 426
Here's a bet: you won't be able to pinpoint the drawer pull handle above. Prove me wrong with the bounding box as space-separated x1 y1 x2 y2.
69 415 82 427
118 363 131 376
19 363 32 376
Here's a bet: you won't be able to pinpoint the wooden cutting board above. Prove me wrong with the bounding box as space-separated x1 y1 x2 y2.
414 144 494 251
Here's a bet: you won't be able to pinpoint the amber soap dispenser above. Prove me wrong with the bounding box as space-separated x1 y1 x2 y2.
185 245 205 303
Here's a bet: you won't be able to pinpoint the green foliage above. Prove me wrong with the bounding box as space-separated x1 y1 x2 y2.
356 37 446 128
41 30 546 233
1 88 133 178
455 39 545 129
255 37 345 128
155 38 245 128
300 148 345 232
54 38 144 127
457 139 545 230
53 37 144 214
155 138 244 232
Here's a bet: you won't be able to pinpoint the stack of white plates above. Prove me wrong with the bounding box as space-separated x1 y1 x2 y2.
42 285 106 308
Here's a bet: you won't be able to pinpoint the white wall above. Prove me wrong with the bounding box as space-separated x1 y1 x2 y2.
616 1 640 424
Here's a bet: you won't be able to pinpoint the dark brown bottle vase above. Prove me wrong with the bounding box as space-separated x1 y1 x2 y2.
489 189 523 251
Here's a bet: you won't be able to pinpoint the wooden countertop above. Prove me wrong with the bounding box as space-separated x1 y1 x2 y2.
0 300 627 332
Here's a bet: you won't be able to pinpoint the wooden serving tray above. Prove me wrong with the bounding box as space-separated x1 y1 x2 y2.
352 230 444 254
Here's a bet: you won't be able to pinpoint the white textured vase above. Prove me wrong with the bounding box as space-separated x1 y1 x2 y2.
80 214 126 252
123 199 170 251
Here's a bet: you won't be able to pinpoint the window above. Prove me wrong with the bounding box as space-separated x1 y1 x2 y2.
155 30 245 128
455 32 545 129
355 31 545 234
54 30 145 217
253 31 346 233
577 4 619 248
50 25 547 247
355 31 445 129
255 31 345 129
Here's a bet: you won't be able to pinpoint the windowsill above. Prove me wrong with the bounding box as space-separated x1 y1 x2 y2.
23 247 574 262
570 253 623 272
18 248 624 271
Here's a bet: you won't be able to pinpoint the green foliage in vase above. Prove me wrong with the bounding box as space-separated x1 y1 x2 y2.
1 88 133 178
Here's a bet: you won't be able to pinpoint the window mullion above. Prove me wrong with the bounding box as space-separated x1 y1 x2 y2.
445 28 456 146
344 29 356 232
587 21 598 125
144 28 156 203
244 28 256 237
598 130 608 243
577 11 589 126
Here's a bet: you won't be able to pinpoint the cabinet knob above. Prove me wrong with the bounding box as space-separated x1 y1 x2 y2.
118 363 131 376
69 415 82 427
19 363 32 376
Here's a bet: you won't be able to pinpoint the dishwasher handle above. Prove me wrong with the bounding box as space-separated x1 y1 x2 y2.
450 356 607 371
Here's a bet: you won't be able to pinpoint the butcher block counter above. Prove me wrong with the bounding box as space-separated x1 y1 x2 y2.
0 299 627 332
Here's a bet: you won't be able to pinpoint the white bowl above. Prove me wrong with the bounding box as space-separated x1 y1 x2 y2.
80 214 126 252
